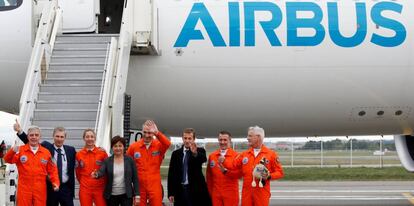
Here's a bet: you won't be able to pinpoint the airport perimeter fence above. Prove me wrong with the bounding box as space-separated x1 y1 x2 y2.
164 136 400 168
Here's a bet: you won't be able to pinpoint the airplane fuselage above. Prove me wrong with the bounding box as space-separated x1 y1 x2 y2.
1 0 413 137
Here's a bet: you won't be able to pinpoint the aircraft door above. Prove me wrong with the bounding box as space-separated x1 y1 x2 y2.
59 0 97 33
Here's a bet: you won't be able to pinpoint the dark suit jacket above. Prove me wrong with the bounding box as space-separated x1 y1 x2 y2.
18 132 77 198
96 155 140 199
168 146 212 206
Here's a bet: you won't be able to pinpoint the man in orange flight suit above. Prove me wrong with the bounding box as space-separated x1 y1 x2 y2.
223 126 284 206
206 131 241 206
76 129 108 206
127 120 171 206
4 126 60 206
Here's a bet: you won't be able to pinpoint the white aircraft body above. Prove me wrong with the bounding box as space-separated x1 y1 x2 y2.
0 0 413 138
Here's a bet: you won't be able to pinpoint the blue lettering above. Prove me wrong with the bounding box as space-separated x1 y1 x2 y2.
371 2 406 47
174 1 406 48
174 3 226 47
328 3 367 47
229 2 241 47
244 2 282 46
286 2 325 46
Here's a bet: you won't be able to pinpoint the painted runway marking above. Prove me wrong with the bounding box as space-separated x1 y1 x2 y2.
402 193 414 205
271 190 414 193
270 196 408 200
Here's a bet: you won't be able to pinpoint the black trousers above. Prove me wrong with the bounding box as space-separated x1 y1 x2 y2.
47 182 74 206
106 194 132 206
180 184 193 206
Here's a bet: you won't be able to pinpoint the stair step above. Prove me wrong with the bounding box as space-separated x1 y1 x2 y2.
44 77 103 84
34 109 98 121
38 92 101 101
51 57 106 64
55 40 112 44
53 47 108 51
40 127 90 138
53 55 107 58
56 34 117 42
40 84 101 93
53 49 108 56
47 70 104 78
50 62 105 66
54 43 110 50
32 119 96 128
49 64 106 70
58 34 118 37
36 100 99 109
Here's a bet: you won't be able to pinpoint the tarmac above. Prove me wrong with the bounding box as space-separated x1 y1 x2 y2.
1 177 414 206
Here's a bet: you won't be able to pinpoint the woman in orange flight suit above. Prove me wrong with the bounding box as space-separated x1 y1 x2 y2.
76 129 108 206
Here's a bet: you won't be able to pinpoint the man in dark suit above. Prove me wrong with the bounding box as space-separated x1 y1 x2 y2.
14 120 76 206
168 128 211 206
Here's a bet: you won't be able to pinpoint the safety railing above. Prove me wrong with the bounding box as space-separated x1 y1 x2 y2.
111 0 133 138
18 0 62 132
95 38 119 152
6 1 62 205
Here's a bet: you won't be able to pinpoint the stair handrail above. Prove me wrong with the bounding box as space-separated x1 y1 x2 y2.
111 0 133 137
94 0 134 151
18 0 62 132
95 38 118 152
7 1 62 205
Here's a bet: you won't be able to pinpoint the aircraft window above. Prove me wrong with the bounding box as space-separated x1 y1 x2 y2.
0 0 22 11
358 111 366 117
395 110 403 116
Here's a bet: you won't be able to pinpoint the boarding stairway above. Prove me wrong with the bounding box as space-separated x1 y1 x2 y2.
34 34 114 149
4 0 159 204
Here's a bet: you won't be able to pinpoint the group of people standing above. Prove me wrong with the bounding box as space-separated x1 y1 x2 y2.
4 120 284 206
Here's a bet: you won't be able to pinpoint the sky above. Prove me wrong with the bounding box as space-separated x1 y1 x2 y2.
0 111 18 145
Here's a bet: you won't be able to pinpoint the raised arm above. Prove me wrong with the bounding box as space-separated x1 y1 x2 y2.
13 119 28 144
156 131 171 155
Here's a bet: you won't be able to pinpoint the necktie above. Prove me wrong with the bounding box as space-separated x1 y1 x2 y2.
182 150 190 184
57 148 62 183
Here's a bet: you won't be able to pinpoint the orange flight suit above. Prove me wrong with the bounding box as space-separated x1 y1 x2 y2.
75 146 108 206
127 131 171 206
4 144 60 206
224 145 283 206
206 148 241 206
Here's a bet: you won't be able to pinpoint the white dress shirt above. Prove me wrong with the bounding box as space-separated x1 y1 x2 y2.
54 145 69 183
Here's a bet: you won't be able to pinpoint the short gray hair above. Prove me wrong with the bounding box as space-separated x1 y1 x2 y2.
248 126 265 140
53 127 66 137
27 126 41 135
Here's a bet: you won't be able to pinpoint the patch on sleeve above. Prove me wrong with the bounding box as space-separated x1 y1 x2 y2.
242 157 249 165
152 151 160 156
210 160 215 168
96 160 103 166
20 155 28 163
40 158 48 165
134 152 141 159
